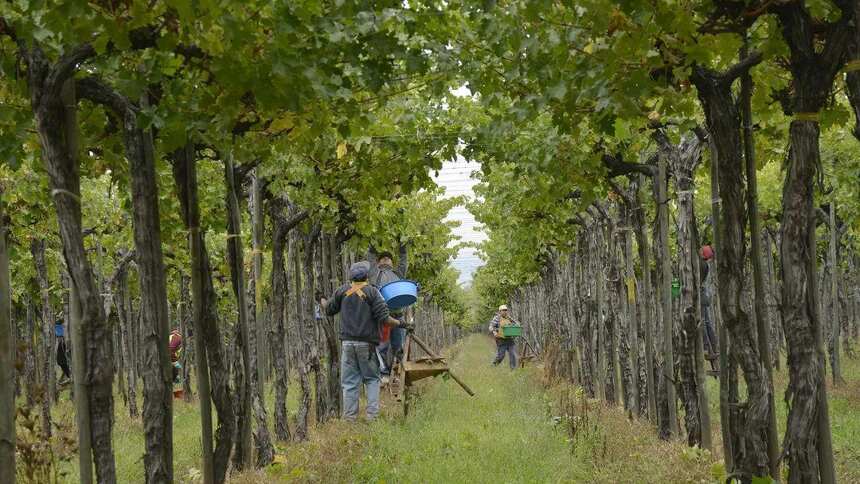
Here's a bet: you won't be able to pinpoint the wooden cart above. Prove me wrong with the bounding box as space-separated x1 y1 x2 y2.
388 332 474 416
518 337 538 368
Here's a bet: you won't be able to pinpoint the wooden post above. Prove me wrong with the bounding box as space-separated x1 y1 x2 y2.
0 189 16 483
810 207 836 484
224 152 253 470
623 219 641 417
708 134 733 472
61 79 94 484
828 204 843 385
656 155 679 437
183 142 215 484
633 176 658 423
740 41 780 477
593 224 606 401
251 172 268 389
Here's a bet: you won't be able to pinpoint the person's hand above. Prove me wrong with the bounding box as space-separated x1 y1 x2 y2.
399 320 415 332
385 316 401 327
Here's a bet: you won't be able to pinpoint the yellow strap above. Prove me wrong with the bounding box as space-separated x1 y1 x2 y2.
345 282 368 299
845 60 860 72
794 112 819 122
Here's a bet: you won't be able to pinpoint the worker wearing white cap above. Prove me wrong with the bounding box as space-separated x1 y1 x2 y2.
489 304 520 369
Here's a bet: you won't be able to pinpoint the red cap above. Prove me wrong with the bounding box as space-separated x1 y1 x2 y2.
700 245 714 261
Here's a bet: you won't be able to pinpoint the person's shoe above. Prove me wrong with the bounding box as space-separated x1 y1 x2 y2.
58 376 71 386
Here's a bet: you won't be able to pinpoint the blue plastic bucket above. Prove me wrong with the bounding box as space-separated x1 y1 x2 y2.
379 280 419 310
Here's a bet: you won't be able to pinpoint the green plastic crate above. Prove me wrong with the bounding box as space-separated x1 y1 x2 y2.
500 325 522 337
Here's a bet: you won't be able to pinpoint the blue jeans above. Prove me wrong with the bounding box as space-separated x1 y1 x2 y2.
493 339 518 369
700 291 718 355
341 341 381 421
390 326 406 357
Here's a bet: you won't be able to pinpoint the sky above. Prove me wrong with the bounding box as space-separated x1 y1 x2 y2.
432 157 486 286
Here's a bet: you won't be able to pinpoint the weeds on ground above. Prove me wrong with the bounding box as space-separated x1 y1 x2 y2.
15 401 75 484
548 385 605 456
543 370 717 483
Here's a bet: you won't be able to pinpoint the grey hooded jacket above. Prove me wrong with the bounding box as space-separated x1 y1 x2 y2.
367 244 408 288
367 244 409 314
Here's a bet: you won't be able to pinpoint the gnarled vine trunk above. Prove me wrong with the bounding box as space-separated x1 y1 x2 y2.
77 76 175 484
30 239 54 437
29 55 116 482
171 144 234 484
772 4 852 481
660 131 709 449
0 192 14 482
692 58 772 479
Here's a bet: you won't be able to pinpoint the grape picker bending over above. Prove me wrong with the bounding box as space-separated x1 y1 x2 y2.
489 305 521 369
699 244 719 370
368 243 408 376
321 261 413 422
169 328 183 383
54 319 71 386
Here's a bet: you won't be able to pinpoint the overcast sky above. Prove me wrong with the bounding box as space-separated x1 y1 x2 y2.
432 157 486 286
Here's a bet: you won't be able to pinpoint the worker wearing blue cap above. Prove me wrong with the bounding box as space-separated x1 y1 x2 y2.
321 261 412 421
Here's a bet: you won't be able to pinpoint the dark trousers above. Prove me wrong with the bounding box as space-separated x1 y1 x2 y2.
390 327 405 357
56 339 71 378
493 338 517 369
700 293 718 355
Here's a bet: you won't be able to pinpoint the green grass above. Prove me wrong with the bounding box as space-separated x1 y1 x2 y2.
49 388 210 483
42 370 305 483
21 336 860 483
351 336 581 483
703 347 860 482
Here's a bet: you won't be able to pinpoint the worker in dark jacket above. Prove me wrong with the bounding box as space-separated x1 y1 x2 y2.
490 305 519 369
368 244 408 373
54 319 71 385
322 261 409 421
699 245 718 360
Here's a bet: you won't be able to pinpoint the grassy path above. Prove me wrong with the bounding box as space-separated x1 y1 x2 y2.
44 334 860 482
349 335 579 483
263 334 721 483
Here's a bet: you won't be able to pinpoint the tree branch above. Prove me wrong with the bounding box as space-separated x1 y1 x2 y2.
606 178 634 206
45 44 96 97
76 76 135 116
233 159 262 186
593 201 612 222
602 152 655 178
284 210 310 232
0 17 17 42
107 250 136 288
721 50 764 81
